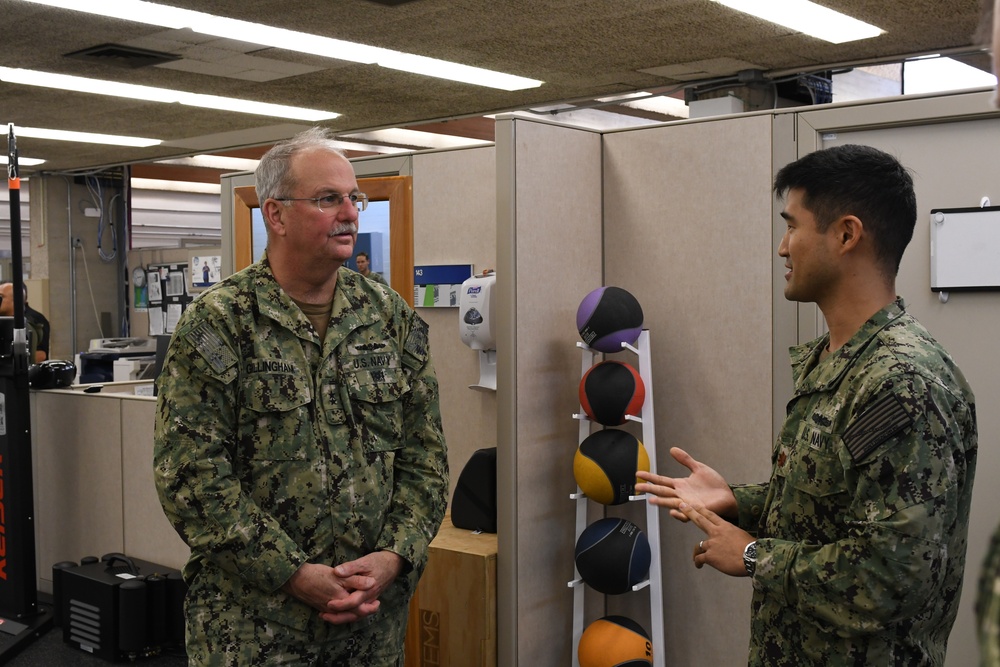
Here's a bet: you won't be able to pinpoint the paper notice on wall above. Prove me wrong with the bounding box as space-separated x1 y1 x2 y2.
166 303 183 333
414 284 464 307
148 307 165 336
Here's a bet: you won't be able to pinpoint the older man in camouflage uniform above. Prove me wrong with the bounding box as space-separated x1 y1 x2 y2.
637 145 977 665
154 127 448 666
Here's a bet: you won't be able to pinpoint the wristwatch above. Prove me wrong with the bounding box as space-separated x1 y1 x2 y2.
743 541 757 576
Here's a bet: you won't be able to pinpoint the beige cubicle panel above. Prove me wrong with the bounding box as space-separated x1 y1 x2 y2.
602 113 776 666
496 111 778 666
30 387 189 594
411 147 498 506
495 117 605 667
121 397 190 567
32 390 126 591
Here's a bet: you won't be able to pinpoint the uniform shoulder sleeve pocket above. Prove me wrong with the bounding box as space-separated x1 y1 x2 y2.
843 392 913 463
184 321 238 383
402 314 429 372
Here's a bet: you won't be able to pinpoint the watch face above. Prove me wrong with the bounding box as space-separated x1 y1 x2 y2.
133 268 146 287
743 541 757 576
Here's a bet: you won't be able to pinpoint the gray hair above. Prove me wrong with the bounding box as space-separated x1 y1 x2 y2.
254 127 348 203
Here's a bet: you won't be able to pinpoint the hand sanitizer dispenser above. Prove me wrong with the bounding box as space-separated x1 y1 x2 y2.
458 272 496 390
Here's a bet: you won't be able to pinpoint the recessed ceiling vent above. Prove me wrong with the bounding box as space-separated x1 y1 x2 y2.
65 44 180 69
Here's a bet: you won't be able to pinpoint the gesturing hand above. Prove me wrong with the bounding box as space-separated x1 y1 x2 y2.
679 502 754 577
635 447 737 521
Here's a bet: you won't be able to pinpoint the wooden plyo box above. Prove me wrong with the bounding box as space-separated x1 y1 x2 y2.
404 516 498 667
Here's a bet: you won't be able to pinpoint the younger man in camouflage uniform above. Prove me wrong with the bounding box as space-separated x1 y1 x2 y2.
154 128 448 666
356 251 388 286
637 145 977 666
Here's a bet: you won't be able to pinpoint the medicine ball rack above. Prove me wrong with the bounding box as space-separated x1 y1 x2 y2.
567 329 665 667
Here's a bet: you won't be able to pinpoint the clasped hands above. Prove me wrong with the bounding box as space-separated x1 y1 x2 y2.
282 550 404 624
634 447 754 577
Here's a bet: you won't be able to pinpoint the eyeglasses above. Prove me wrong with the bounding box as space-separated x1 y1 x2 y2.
274 192 369 212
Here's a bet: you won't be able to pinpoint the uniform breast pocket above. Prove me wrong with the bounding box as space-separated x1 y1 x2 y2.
774 425 850 541
346 366 409 455
241 372 312 461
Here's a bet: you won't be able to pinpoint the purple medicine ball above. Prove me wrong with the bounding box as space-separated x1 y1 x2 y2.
577 287 644 353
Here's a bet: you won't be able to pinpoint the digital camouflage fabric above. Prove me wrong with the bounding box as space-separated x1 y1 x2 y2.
153 256 448 665
366 271 388 286
731 299 977 666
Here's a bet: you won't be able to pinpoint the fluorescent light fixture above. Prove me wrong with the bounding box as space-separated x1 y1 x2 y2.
20 0 544 90
154 142 411 172
597 92 690 118
21 0 382 64
338 128 494 150
904 56 998 95
1 155 45 167
597 92 655 103
710 0 883 44
621 96 690 118
179 91 338 120
195 16 386 65
20 0 192 28
155 156 260 171
131 177 221 194
376 53 543 91
520 103 657 130
319 140 412 155
3 123 161 147
0 67 338 122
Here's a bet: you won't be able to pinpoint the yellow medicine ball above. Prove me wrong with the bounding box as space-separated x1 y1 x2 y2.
573 429 650 505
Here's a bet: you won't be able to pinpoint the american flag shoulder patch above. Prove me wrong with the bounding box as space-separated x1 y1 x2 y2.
187 322 237 375
402 317 429 370
843 393 913 463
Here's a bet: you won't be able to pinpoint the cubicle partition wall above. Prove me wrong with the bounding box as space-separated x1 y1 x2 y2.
495 93 1000 667
495 117 605 667
30 388 190 595
494 112 778 666
411 147 499 506
601 114 777 665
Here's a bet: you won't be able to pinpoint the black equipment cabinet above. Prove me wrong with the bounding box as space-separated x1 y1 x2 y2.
52 554 186 662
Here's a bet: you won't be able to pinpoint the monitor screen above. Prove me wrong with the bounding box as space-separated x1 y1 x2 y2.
137 334 172 394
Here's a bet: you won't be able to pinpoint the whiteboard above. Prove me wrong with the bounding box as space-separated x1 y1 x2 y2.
930 206 1000 291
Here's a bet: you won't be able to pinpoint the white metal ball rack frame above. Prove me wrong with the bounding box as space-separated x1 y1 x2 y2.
567 329 665 667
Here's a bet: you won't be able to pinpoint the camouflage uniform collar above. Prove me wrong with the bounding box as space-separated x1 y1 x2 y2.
250 256 382 344
249 256 313 341
789 297 907 393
